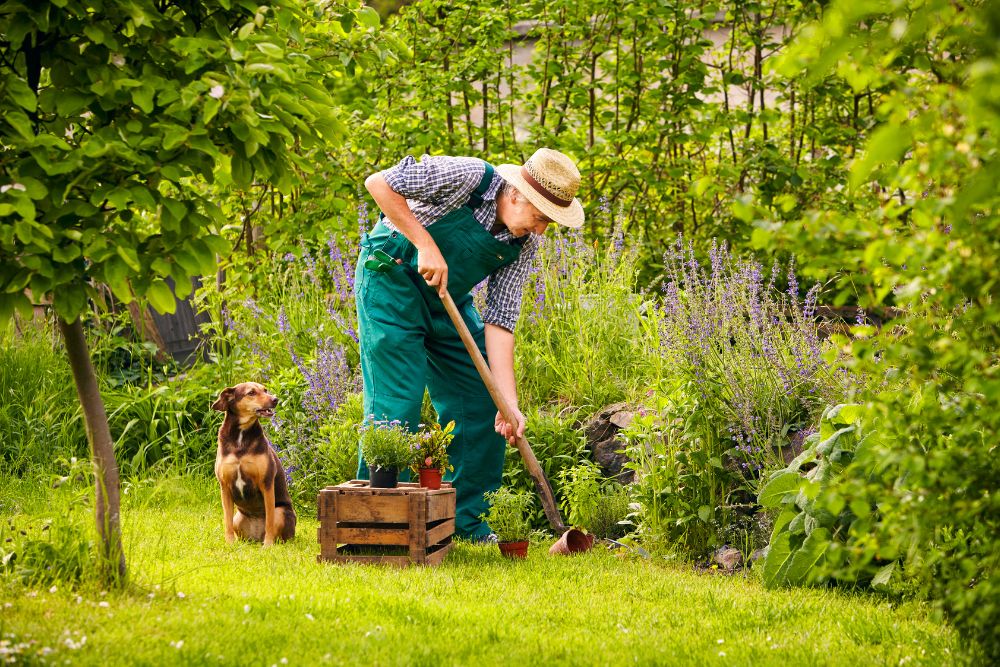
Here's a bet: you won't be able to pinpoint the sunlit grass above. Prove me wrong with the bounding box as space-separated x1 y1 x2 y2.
0 475 964 666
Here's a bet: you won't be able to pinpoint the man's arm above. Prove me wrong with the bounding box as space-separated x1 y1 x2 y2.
485 323 525 444
364 172 449 296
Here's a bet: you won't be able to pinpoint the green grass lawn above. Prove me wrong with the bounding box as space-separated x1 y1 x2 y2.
0 475 964 666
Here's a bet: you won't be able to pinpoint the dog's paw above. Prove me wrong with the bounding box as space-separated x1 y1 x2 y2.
225 532 237 545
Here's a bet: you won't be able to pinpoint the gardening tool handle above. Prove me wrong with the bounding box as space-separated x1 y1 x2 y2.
438 290 567 534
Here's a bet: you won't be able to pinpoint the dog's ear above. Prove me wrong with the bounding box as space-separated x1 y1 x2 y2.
212 387 236 412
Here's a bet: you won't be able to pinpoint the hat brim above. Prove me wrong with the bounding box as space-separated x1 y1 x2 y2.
495 163 585 229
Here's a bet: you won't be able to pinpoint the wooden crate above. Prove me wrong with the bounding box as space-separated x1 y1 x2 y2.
317 481 456 566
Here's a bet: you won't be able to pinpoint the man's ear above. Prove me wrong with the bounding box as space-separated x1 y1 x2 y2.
212 387 236 412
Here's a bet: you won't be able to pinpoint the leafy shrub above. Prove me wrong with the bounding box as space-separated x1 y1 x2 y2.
658 238 850 477
481 488 533 543
558 462 629 539
501 408 589 530
103 373 220 475
316 392 365 485
622 382 724 556
621 239 855 558
757 404 876 588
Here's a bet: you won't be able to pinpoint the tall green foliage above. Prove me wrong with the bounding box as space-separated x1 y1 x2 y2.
326 0 878 260
751 0 999 658
0 1 358 321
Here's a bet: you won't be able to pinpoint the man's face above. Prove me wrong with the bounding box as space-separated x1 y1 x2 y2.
496 188 552 237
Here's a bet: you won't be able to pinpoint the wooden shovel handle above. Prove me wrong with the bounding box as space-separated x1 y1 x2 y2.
438 290 567 534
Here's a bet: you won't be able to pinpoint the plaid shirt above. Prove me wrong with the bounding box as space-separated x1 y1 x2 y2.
380 154 540 333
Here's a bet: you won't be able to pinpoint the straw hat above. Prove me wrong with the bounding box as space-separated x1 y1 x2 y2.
496 148 585 228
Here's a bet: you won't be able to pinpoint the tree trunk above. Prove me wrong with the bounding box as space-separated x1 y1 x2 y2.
58 316 127 583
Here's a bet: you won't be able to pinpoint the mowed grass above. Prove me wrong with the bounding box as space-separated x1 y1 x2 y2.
0 475 963 666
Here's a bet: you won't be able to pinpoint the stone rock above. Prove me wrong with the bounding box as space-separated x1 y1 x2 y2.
585 402 637 484
712 546 743 572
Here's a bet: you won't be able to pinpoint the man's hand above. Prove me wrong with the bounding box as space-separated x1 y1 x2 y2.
495 407 525 446
417 244 449 297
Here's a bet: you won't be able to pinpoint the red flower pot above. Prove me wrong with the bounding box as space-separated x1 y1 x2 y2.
418 467 442 490
549 528 595 555
498 540 529 559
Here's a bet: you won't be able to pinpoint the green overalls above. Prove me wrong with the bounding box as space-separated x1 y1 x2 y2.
354 163 522 540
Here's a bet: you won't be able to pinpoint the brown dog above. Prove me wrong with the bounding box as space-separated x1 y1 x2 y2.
212 382 296 546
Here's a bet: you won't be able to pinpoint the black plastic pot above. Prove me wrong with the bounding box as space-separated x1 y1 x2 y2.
369 465 399 489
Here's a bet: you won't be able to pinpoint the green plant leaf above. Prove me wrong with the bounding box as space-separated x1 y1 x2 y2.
145 279 176 314
758 472 801 508
783 528 830 585
871 560 896 590
762 531 793 588
7 77 37 112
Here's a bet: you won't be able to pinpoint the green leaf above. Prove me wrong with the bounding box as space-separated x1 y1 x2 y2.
52 244 81 263
133 86 155 113
256 42 285 59
161 126 189 151
0 292 32 329
871 561 897 590
145 279 176 314
762 531 792 588
825 403 863 427
850 124 912 190
102 256 131 301
782 528 830 585
356 6 380 29
52 283 88 321
7 78 37 112
116 245 141 272
696 505 712 522
231 154 252 188
6 109 35 140
758 472 801 508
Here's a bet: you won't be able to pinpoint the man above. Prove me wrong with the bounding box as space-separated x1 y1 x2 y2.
355 148 584 540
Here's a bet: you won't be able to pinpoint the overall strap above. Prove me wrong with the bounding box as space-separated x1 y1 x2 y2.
464 161 495 211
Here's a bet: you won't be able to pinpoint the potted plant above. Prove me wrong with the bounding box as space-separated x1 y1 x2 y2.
410 420 456 490
481 488 533 559
360 418 415 488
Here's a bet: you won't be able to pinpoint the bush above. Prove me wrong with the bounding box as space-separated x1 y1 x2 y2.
501 408 589 530
757 404 875 588
558 462 629 540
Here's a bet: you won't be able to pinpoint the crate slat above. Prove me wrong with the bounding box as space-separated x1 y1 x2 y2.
426 519 455 547
337 526 409 546
336 495 408 523
425 543 453 566
427 492 457 523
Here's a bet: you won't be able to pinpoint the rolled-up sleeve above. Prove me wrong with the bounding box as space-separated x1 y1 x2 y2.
482 237 539 333
381 154 485 205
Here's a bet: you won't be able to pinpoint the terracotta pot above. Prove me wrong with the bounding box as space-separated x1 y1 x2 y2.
418 466 442 489
498 540 529 559
369 465 399 489
549 528 595 556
